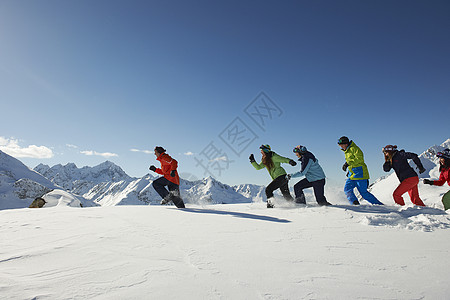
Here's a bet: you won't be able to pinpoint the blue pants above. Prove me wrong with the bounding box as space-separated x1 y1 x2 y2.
344 179 383 205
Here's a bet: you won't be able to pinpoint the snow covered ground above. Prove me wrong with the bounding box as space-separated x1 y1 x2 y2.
1 202 449 299
1 140 450 299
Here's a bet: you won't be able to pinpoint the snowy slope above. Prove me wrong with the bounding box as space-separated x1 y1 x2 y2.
370 139 450 209
41 189 95 208
0 204 449 299
0 151 96 210
0 150 56 209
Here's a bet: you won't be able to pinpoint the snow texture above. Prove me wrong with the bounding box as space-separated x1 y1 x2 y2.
0 140 449 299
0 204 449 299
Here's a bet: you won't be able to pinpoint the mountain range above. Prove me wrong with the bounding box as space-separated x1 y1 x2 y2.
1 138 449 210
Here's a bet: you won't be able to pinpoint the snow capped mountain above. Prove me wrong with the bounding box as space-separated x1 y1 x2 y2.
419 138 450 166
233 182 266 201
370 138 450 209
183 176 251 204
84 174 159 206
0 150 79 209
35 161 134 196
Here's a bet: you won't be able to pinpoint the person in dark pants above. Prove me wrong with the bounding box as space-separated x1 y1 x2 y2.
288 145 331 206
250 144 297 208
382 145 426 206
149 146 185 208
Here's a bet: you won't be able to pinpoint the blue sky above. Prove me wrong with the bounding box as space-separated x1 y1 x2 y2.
0 0 449 187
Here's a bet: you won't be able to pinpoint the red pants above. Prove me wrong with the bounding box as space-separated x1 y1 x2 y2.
393 176 425 206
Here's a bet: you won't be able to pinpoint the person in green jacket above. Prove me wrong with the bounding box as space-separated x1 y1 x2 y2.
338 136 383 205
250 144 297 208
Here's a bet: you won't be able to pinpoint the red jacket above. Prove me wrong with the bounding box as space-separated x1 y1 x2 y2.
156 153 180 185
433 167 450 187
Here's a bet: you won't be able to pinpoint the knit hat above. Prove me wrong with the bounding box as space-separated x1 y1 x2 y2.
337 136 350 145
293 145 307 154
154 146 166 154
260 144 271 153
382 145 397 153
437 149 450 160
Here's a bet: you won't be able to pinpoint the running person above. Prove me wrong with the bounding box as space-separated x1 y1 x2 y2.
382 145 426 206
250 144 296 208
149 146 185 208
289 145 331 206
423 149 450 210
338 136 383 205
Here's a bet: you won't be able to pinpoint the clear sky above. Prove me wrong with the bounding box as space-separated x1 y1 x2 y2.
1 0 449 187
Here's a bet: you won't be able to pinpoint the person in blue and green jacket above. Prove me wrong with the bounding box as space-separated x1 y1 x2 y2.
250 144 296 208
288 145 331 206
338 136 383 205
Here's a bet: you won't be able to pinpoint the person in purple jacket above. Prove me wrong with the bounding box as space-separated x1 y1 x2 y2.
382 145 426 206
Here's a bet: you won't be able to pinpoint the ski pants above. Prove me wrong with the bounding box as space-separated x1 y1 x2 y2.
266 175 293 201
294 178 327 204
344 178 383 205
442 190 450 210
393 176 425 206
152 177 185 208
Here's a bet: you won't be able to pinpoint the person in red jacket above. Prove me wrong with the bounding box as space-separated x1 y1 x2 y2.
423 149 450 210
149 146 185 208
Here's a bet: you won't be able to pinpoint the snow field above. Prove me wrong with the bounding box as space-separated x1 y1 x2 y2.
1 203 449 299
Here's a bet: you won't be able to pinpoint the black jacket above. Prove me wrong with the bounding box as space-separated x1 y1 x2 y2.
383 150 424 182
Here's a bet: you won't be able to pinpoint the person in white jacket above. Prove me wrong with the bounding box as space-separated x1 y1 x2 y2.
288 145 331 206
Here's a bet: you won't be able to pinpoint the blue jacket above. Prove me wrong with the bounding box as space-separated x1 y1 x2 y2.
291 151 326 182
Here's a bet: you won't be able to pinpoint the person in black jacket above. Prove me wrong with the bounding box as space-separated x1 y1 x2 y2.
382 145 426 206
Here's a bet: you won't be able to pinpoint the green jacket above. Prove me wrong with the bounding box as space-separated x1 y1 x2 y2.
342 141 370 180
251 152 291 180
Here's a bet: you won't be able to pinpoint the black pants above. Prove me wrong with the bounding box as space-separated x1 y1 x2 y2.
152 177 185 208
293 178 327 204
266 175 293 201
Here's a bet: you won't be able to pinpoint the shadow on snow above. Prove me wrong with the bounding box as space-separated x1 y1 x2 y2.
332 204 446 217
181 208 291 223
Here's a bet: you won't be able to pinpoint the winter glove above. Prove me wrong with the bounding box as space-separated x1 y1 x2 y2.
249 154 255 163
149 165 157 172
170 170 176 177
289 160 297 166
286 174 292 180
342 162 349 172
418 167 426 174
423 179 434 185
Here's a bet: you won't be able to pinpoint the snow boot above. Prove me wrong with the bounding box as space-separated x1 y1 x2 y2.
172 196 186 208
352 200 360 205
295 194 306 204
160 196 171 205
267 199 274 208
